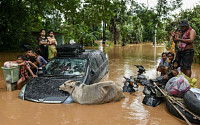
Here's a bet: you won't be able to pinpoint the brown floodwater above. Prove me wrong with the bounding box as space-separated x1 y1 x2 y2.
0 43 200 125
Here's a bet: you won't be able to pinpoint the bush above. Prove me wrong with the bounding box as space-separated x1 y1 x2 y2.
166 41 172 50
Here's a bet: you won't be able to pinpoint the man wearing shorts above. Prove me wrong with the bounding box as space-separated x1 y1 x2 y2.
173 19 196 77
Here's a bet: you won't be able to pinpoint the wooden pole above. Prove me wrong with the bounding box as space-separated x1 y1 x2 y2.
153 82 192 125
170 96 200 120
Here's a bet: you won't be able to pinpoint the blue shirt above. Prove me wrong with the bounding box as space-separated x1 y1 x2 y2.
38 56 47 67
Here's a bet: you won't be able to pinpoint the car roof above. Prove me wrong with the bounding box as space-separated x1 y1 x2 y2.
55 49 103 60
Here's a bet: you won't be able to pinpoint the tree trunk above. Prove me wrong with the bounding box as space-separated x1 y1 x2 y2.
111 20 117 44
122 37 126 46
103 21 106 44
92 24 95 45
114 26 117 44
81 38 83 46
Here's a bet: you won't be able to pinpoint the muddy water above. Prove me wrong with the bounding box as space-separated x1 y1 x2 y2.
0 43 200 125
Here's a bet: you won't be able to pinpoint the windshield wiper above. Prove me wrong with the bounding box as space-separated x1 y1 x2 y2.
69 75 82 79
43 74 55 77
43 74 82 79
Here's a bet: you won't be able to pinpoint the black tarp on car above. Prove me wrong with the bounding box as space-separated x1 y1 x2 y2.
24 77 70 103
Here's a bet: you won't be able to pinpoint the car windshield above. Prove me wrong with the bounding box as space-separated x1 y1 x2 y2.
45 58 87 77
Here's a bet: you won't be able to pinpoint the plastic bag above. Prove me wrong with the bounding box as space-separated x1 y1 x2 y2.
4 61 18 68
178 72 197 88
165 75 190 97
190 88 200 100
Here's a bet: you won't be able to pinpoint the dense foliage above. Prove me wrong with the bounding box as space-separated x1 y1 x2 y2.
0 0 185 49
165 5 200 63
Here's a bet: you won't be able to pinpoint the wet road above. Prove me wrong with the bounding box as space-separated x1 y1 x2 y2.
0 43 199 125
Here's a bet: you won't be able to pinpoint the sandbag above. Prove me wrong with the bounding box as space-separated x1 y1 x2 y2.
165 75 190 97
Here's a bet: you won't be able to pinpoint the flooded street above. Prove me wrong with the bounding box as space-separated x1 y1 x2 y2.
0 43 200 125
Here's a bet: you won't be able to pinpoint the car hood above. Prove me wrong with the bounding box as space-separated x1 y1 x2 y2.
22 77 83 103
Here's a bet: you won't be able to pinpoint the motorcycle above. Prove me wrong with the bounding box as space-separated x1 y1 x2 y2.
123 76 139 94
134 65 147 85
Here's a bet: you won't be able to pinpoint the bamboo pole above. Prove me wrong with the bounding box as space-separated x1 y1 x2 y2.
161 88 200 120
170 96 200 120
153 82 192 125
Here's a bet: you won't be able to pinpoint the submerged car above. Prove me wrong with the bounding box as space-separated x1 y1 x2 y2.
19 44 109 103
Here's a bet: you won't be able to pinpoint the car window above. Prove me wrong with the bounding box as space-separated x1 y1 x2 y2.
91 58 98 72
45 58 87 77
96 54 103 66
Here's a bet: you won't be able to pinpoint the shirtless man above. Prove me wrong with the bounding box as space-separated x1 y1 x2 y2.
172 19 196 77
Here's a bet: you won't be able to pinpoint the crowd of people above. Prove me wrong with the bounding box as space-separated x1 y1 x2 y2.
157 19 196 84
16 29 57 89
157 52 179 79
15 19 196 89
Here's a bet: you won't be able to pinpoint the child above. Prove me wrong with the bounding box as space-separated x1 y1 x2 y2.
39 29 49 61
171 29 181 55
47 30 57 61
165 52 179 79
35 49 47 76
168 52 175 71
157 52 169 76
17 55 37 89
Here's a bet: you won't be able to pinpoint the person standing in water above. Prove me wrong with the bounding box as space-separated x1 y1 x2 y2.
47 30 57 61
172 19 196 77
38 29 49 61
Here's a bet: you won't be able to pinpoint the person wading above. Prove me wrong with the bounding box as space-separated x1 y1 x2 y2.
173 19 196 77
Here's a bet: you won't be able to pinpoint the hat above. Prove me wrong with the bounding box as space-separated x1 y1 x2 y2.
179 19 189 27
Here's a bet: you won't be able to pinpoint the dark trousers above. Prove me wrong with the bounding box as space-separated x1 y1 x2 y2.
40 45 48 61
